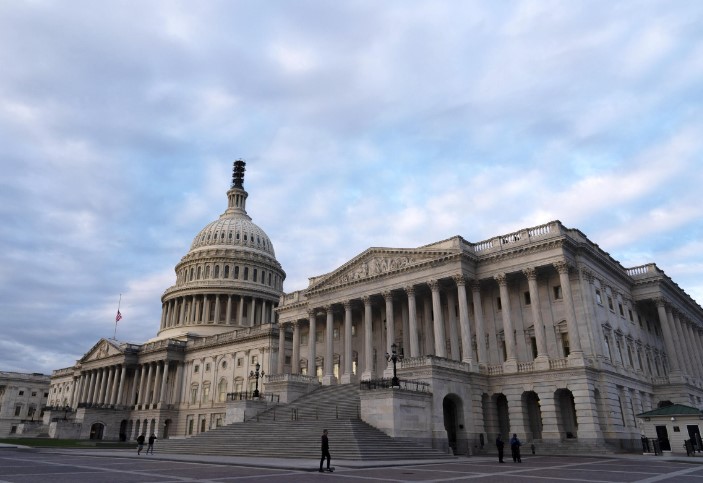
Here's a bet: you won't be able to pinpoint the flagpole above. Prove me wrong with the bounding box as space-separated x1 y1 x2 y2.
114 294 122 340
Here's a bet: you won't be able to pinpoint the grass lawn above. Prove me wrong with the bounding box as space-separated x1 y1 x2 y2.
0 438 135 448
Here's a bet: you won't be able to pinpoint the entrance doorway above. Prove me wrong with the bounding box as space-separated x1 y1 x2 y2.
89 422 104 440
443 396 459 454
656 425 671 451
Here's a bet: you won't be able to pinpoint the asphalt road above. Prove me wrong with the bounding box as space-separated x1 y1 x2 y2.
1 449 702 482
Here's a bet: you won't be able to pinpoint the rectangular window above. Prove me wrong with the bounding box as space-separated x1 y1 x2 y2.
607 296 614 311
285 355 291 365
251 355 258 364
628 309 634 322
351 324 357 336
14 405 22 416
188 418 194 435
205 363 211 371
202 385 210 402
237 358 243 367
190 387 198 404
244 267 249 280
618 303 624 317
561 333 570 357
194 365 199 373
234 266 239 279
300 334 308 346
333 328 340 340
524 291 531 305
31 392 36 397
496 297 502 311
595 289 602 305
18 391 24 396
531 337 538 359
553 286 563 300
10 426 17 434
253 268 257 282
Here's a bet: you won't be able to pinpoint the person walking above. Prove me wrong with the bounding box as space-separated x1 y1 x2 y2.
510 433 522 463
319 429 332 472
496 434 505 463
146 433 157 454
136 433 145 455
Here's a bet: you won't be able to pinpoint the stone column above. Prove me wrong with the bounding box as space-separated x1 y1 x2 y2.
291 321 300 374
138 363 149 406
173 362 184 405
164 303 172 328
115 365 127 406
471 281 487 365
152 362 162 406
277 322 286 374
362 296 374 380
249 297 255 326
555 261 583 360
86 370 96 404
159 361 170 406
672 309 695 379
105 366 120 406
323 306 336 385
536 388 561 441
237 295 245 326
129 366 140 407
160 304 167 330
203 295 210 324
308 309 317 377
446 289 460 361
79 372 90 404
405 286 420 357
429 280 447 358
96 368 107 404
524 267 549 369
656 299 681 375
144 363 155 407
383 291 396 376
341 301 353 384
573 382 604 443
495 273 517 372
423 294 435 355
454 276 474 367
225 295 232 325
194 297 201 323
214 295 221 324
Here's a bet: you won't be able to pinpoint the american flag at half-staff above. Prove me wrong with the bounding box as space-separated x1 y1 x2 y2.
113 294 122 339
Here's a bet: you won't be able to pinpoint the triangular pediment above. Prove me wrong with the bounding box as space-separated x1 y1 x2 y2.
80 338 123 363
308 246 459 292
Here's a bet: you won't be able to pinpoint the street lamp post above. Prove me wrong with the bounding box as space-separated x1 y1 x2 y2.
250 362 265 398
385 343 403 387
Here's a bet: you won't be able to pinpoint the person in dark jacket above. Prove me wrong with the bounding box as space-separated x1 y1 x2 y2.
146 433 157 454
319 429 331 472
510 433 522 463
136 433 145 455
496 434 505 463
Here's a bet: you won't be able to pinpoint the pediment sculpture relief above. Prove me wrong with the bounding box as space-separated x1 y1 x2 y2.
339 256 416 283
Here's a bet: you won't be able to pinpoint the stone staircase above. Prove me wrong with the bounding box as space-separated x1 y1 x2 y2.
160 385 453 461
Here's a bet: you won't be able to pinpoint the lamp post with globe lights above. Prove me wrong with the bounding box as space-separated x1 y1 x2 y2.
250 362 264 398
385 343 403 387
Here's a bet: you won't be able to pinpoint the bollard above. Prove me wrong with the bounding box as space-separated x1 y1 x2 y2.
531 443 536 455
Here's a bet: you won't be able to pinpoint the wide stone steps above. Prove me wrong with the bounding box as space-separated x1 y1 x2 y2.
160 384 453 461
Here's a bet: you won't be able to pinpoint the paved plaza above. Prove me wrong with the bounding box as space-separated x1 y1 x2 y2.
1 447 703 483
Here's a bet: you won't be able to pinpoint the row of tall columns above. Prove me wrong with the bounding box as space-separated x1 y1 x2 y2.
280 261 589 381
160 294 277 329
73 360 177 409
74 364 127 407
657 298 703 381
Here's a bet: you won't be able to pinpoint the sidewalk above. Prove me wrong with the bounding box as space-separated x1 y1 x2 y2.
4 445 703 470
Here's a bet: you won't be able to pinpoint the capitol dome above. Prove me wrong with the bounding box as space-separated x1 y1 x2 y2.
156 160 286 340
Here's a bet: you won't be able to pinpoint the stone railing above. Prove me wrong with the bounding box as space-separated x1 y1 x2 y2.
266 373 320 385
141 339 187 352
227 391 279 402
650 376 670 385
51 367 74 377
549 358 568 370
479 364 504 376
517 361 534 373
470 221 559 254
626 264 658 277
400 356 470 372
359 378 431 393
190 325 273 347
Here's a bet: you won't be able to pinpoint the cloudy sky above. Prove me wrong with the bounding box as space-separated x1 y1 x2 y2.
1 1 702 375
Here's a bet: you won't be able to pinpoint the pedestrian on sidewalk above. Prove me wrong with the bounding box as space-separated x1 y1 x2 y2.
146 433 157 454
510 433 522 463
496 434 505 463
136 433 145 455
319 429 332 472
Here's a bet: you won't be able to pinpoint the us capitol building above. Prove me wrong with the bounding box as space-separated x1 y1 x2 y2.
46 160 703 454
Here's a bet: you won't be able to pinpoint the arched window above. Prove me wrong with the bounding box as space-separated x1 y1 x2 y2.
214 265 220 278
202 382 210 403
197 267 201 279
205 266 210 278
218 379 227 402
224 265 230 278
190 384 198 404
234 266 239 279
190 268 194 281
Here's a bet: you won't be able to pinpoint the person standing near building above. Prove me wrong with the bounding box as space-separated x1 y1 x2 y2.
146 433 157 454
136 433 145 455
510 433 522 463
319 429 332 472
496 434 505 463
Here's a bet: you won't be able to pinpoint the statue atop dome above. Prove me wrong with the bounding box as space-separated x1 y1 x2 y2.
232 159 246 188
